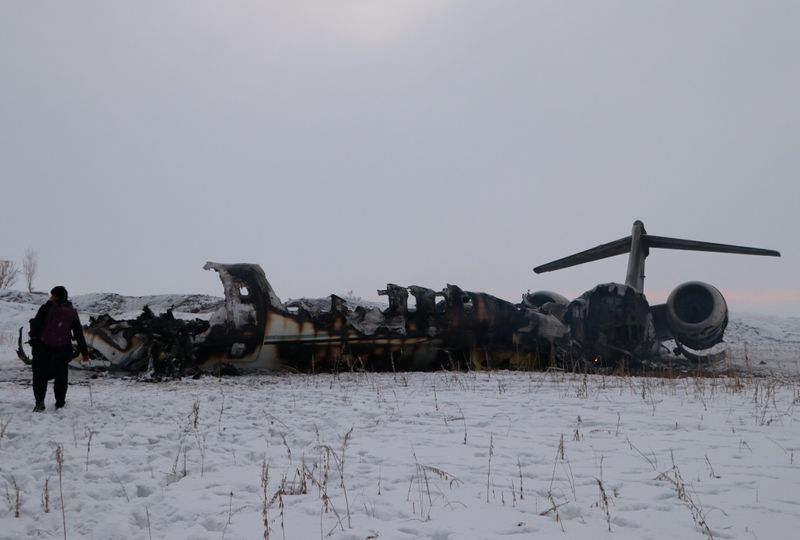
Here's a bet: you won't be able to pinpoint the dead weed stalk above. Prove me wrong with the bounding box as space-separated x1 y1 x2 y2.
5 476 21 518
56 445 66 540
41 477 50 513
0 417 10 448
407 452 463 521
592 477 612 532
85 429 97 472
656 455 714 539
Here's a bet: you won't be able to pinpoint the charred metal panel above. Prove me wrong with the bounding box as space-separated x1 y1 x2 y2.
378 284 409 315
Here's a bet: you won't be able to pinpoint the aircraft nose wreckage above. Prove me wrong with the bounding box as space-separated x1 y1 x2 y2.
19 222 779 374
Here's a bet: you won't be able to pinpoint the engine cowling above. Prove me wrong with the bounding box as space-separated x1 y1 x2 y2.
665 281 728 350
522 290 569 309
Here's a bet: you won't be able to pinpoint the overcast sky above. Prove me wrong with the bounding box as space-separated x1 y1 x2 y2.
1 1 797 316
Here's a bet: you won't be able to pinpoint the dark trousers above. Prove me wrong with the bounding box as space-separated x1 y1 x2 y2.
32 345 71 405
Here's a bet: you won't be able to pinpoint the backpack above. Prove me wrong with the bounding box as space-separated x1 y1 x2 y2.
41 304 77 347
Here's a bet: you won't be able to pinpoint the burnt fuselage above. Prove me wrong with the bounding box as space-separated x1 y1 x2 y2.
79 262 568 373
197 263 557 371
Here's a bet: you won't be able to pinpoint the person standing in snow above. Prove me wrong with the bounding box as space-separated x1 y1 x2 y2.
29 286 89 412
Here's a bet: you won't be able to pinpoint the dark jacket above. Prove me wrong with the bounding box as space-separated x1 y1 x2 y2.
30 300 89 357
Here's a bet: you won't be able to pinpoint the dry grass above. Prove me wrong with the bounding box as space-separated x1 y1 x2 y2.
55 445 66 540
407 453 463 521
0 416 10 448
4 476 21 518
656 458 714 539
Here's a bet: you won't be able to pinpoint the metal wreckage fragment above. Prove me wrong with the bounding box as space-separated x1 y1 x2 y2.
17 305 212 377
83 307 210 375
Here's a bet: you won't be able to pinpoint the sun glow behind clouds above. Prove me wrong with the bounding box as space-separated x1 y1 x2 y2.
646 288 800 315
723 290 800 306
326 0 449 44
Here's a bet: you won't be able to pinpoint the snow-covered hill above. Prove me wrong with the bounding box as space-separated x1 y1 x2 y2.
0 290 223 320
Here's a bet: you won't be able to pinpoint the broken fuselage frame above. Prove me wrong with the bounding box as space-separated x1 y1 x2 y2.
82 262 569 372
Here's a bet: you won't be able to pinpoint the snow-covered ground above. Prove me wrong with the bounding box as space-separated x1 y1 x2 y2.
1 293 799 539
1 366 799 539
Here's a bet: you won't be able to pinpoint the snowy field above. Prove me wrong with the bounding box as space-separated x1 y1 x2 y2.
1 363 800 539
1 293 800 539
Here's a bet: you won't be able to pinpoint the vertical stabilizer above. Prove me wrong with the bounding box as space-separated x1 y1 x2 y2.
624 220 649 291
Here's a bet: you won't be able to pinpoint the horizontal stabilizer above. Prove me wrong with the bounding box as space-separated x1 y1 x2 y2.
534 237 631 274
534 223 780 276
645 235 780 257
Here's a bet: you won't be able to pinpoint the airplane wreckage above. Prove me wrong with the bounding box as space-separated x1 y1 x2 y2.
17 221 780 375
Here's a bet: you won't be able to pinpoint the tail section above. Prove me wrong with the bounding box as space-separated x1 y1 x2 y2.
533 220 780 292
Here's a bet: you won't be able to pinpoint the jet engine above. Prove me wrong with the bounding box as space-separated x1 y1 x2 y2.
522 291 569 309
665 281 728 350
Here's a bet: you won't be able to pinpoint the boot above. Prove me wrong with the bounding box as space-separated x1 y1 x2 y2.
33 401 45 412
